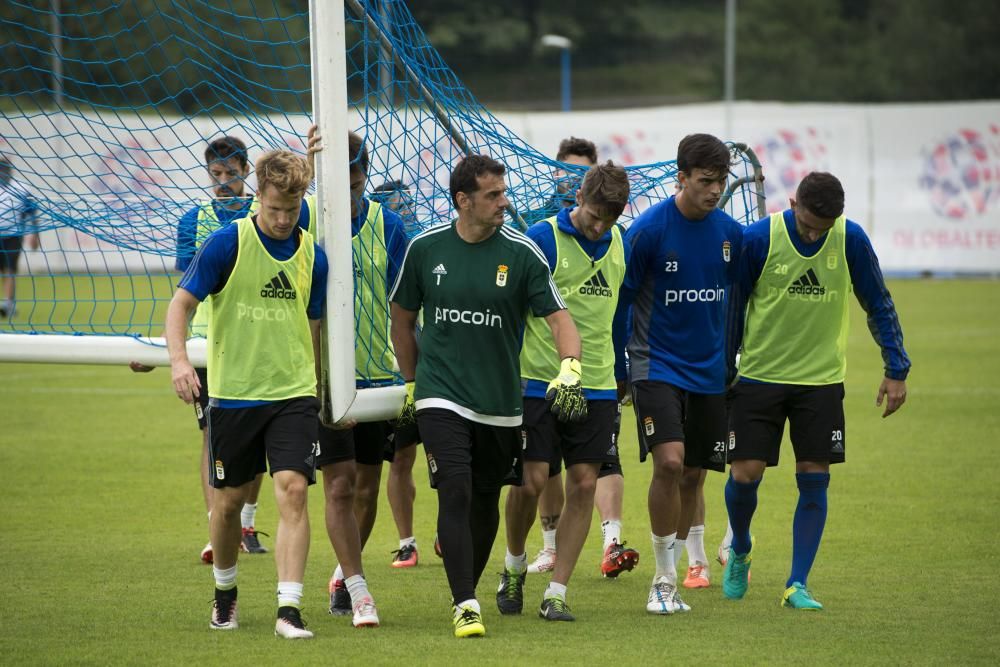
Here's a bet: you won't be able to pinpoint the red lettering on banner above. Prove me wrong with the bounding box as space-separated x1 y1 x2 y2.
919 229 1000 249
893 230 915 248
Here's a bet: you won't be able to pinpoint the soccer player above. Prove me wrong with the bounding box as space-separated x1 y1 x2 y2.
722 171 909 610
165 149 328 639
390 154 584 638
617 133 743 614
372 179 418 236
522 136 598 228
522 137 639 579
0 155 39 319
320 131 410 628
131 137 278 563
498 161 631 623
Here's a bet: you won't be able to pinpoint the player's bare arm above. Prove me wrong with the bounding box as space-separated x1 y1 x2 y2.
390 303 420 381
165 287 201 403
543 308 582 362
876 377 907 418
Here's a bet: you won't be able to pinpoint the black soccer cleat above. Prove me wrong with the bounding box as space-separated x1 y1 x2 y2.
538 596 575 622
496 568 526 615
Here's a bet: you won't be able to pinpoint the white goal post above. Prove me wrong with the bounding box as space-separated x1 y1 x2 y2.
0 0 405 424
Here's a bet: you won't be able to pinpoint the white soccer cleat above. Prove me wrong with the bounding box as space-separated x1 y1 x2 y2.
717 541 729 567
526 548 557 574
672 586 692 612
646 576 683 615
275 606 314 639
352 596 380 628
210 594 238 630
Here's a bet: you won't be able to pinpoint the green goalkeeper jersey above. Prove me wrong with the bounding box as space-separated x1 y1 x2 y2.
390 221 566 426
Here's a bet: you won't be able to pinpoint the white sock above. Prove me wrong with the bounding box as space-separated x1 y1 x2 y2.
505 550 528 573
332 564 344 583
345 574 370 605
213 564 237 590
545 581 568 601
651 532 676 583
240 503 257 529
601 519 623 549
455 598 481 614
722 521 734 551
687 524 708 565
542 528 557 552
399 536 416 549
674 537 687 569
276 581 303 608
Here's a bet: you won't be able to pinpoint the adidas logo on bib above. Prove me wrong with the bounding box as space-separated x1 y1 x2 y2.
579 270 613 298
260 270 297 300
787 269 825 296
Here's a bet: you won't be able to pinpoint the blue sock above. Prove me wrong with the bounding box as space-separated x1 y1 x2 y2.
787 472 830 588
724 474 761 556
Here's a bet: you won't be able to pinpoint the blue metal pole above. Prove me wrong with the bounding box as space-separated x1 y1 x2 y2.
560 48 571 112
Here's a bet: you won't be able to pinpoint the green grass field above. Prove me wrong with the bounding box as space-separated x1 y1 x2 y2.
1 279 999 665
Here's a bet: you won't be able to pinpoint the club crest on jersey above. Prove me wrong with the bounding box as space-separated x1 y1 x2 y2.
827 254 838 270
722 240 731 263
214 459 225 480
643 416 655 436
496 264 509 287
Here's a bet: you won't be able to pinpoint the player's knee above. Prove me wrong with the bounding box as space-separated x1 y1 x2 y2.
391 446 417 470
566 474 597 502
214 489 244 516
324 473 354 506
277 476 309 509
354 479 379 507
653 455 684 479
730 460 765 483
678 468 702 491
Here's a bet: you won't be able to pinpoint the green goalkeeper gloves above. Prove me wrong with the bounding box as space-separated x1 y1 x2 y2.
397 381 416 427
545 357 587 422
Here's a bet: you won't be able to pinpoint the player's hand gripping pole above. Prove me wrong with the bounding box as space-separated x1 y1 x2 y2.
546 357 588 422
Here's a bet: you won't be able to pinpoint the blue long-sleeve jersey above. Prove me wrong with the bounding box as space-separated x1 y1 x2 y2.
727 209 910 383
175 198 261 272
615 196 744 394
522 207 632 400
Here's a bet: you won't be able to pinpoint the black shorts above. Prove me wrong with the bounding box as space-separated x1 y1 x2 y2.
631 381 727 472
727 382 846 466
316 419 420 468
417 408 522 493
194 367 209 430
207 396 319 488
523 398 619 471
550 457 622 478
0 236 23 273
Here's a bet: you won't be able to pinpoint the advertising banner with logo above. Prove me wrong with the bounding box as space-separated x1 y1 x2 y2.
868 102 1000 273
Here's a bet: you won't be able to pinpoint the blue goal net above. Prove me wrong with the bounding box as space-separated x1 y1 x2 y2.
0 0 764 374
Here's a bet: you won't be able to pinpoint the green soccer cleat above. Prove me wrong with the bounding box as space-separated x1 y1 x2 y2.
782 582 823 610
722 547 752 600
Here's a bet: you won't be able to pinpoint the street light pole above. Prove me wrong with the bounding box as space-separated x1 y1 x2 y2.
540 34 572 112
724 0 737 137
